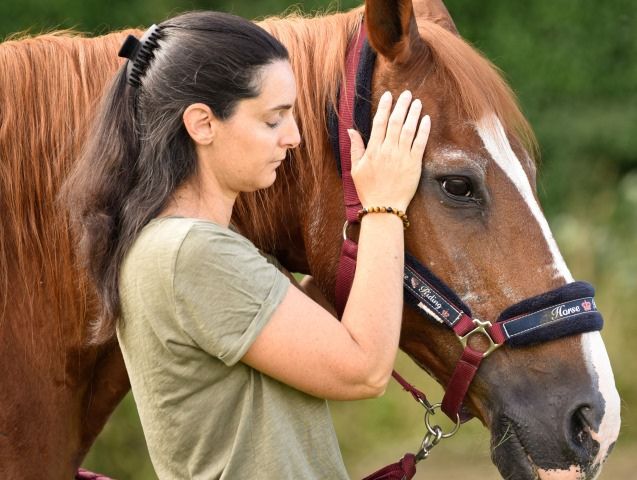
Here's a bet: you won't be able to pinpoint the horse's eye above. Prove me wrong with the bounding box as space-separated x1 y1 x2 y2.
441 177 473 198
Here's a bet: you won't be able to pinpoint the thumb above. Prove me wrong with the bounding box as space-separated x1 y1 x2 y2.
348 129 365 165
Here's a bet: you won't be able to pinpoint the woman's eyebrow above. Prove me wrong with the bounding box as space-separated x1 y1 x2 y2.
268 103 294 111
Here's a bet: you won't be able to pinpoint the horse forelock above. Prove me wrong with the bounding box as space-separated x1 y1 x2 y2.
414 18 538 160
0 31 134 355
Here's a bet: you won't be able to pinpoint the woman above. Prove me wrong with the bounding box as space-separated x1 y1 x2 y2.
65 10 430 480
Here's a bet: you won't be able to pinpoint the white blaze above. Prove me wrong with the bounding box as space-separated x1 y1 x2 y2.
476 114 573 282
476 114 621 475
582 331 621 467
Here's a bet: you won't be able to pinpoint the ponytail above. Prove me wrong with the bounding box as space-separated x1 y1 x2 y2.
61 11 289 344
62 66 142 343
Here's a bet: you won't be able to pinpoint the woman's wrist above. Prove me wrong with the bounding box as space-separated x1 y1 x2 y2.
359 209 405 229
358 206 410 229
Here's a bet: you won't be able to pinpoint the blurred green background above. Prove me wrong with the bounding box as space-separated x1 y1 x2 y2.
2 0 635 478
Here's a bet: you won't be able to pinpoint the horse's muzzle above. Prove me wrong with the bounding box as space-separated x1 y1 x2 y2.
487 360 610 480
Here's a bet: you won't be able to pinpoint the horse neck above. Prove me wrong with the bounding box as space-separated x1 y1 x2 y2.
232 10 362 273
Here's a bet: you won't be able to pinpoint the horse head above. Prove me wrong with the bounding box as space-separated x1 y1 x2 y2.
313 1 619 478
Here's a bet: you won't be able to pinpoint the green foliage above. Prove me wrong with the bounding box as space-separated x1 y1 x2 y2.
444 0 637 213
0 0 362 37
2 0 634 477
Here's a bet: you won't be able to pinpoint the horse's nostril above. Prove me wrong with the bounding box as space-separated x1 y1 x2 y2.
569 405 600 459
576 406 595 430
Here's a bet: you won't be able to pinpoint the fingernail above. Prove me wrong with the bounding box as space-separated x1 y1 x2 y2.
381 91 391 101
401 90 412 98
413 99 422 107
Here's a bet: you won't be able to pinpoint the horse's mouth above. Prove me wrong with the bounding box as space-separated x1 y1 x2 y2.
490 415 605 480
491 416 540 480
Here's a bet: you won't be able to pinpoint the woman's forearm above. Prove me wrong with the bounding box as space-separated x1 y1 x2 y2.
340 212 405 392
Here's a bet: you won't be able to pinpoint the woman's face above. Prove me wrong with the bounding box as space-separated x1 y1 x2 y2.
207 60 300 195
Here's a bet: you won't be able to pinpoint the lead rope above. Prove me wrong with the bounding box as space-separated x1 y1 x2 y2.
334 18 459 480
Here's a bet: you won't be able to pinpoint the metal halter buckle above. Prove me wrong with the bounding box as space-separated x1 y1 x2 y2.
457 318 502 358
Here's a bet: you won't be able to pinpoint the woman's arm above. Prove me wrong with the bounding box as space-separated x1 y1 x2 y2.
297 275 337 317
242 91 430 400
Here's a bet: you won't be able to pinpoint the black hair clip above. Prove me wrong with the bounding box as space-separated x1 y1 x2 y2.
117 24 163 88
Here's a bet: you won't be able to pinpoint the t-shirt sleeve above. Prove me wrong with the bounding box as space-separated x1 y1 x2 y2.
172 224 290 366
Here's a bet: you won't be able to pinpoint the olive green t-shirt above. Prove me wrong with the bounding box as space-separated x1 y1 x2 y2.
117 217 349 480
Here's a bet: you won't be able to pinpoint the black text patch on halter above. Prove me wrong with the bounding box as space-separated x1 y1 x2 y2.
402 252 473 328
404 264 464 326
502 297 597 339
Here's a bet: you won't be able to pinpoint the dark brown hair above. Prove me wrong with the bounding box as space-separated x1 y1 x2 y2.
63 11 289 343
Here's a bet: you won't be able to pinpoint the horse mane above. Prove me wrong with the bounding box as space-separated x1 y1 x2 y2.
0 31 134 346
0 13 361 350
416 17 537 156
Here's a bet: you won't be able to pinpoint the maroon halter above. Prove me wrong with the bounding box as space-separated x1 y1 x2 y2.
334 15 442 411
333 22 432 480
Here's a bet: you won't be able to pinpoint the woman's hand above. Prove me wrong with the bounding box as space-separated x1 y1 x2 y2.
348 90 431 212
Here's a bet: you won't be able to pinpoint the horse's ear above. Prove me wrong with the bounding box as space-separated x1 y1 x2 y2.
365 0 420 62
411 0 459 35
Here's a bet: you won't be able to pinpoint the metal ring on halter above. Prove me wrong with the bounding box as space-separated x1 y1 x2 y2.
342 220 351 241
424 403 461 438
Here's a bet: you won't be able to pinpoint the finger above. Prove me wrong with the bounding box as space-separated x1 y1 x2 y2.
398 99 422 151
348 129 366 166
411 115 431 161
366 91 392 151
384 90 413 145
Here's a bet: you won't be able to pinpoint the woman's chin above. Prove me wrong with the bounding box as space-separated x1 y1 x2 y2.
243 173 278 193
264 168 280 187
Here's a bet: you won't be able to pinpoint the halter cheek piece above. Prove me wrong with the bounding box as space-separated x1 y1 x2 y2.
117 24 163 88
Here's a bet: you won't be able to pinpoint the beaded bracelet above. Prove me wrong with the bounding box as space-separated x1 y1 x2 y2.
357 206 410 229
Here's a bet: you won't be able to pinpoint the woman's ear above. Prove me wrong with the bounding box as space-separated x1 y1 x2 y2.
183 103 217 145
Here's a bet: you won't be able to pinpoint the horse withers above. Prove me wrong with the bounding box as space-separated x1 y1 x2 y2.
0 0 620 479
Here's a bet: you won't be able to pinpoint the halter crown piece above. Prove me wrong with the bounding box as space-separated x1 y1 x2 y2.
117 24 163 88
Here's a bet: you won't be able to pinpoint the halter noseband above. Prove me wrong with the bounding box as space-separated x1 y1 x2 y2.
330 19 603 422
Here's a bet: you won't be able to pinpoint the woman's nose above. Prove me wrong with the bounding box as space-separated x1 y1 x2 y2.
282 117 301 149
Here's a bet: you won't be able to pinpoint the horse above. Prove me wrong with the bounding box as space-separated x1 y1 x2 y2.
0 0 620 478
